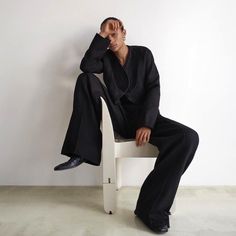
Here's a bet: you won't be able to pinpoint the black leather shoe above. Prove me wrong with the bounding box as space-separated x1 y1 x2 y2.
54 156 84 171
134 209 169 233
150 224 168 234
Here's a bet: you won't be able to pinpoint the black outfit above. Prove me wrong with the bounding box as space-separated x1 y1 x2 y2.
60 33 199 229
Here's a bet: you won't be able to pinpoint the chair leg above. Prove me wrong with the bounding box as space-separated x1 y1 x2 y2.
100 96 118 214
103 182 117 214
116 158 122 190
102 151 117 214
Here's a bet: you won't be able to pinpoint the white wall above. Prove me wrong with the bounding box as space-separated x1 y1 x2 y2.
0 0 235 186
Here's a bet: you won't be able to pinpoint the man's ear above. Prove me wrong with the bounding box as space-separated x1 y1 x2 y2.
123 29 127 37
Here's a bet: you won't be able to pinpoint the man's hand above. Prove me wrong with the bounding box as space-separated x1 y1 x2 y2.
99 20 122 38
136 127 151 146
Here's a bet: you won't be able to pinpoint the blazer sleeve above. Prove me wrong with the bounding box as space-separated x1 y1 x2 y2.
137 48 161 130
80 33 111 73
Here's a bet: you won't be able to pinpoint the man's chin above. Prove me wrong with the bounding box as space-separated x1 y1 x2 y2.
109 46 119 51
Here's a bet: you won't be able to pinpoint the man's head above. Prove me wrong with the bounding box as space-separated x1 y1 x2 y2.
100 17 127 52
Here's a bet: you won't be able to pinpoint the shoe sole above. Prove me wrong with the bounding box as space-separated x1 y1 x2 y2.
54 161 84 171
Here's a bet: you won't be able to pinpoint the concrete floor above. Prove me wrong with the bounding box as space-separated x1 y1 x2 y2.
0 186 235 236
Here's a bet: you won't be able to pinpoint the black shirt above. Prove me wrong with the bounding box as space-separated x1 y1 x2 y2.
80 33 161 130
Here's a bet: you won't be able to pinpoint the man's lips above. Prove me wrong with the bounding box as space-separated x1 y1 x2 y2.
110 44 117 48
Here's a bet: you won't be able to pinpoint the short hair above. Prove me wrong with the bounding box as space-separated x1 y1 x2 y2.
100 17 124 31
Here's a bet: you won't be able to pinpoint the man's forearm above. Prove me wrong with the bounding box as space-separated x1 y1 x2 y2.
99 31 109 38
80 33 110 73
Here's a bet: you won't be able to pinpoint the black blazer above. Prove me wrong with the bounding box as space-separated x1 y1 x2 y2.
80 33 161 130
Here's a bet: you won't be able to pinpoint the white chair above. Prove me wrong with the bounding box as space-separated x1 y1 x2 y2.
99 96 176 215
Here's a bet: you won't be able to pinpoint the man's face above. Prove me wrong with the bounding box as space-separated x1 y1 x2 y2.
107 26 126 52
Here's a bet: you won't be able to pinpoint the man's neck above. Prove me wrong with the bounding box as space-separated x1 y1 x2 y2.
114 44 129 66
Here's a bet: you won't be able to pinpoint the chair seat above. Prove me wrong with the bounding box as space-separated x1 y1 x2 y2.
115 138 135 142
114 131 135 142
115 141 159 157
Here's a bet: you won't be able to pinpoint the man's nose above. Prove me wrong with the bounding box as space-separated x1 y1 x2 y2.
108 35 114 42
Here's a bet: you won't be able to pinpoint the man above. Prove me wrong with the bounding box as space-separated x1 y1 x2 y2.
54 17 199 234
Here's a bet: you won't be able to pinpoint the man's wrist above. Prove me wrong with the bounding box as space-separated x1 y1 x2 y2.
99 31 109 38
137 126 152 130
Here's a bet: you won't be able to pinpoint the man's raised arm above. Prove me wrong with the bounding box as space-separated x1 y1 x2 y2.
80 32 110 74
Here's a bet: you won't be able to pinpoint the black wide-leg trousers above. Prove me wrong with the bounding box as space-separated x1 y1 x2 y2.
60 72 133 165
60 72 199 229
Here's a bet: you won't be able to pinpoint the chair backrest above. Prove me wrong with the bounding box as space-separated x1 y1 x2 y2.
100 96 115 141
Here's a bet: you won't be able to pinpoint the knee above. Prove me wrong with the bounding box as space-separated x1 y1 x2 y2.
183 127 199 148
75 73 101 90
76 72 90 84
77 72 101 83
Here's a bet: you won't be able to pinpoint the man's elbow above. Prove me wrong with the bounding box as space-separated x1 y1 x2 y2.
80 59 89 73
79 62 89 73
